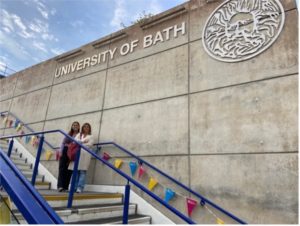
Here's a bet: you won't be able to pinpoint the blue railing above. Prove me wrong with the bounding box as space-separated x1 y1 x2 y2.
0 111 56 150
0 129 247 224
0 147 63 224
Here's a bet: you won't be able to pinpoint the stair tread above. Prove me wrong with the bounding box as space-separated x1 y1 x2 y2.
66 214 151 224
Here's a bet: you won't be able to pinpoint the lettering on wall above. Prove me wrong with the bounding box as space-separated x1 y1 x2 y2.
54 22 186 78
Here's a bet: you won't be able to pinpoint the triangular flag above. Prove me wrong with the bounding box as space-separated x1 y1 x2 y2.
8 120 13 128
25 136 30 144
20 130 25 138
148 177 158 191
3 117 8 125
129 161 137 176
16 123 22 132
33 138 39 147
14 120 20 128
165 188 175 203
30 136 36 146
138 164 146 179
114 159 123 168
186 198 197 217
45 150 53 160
102 152 111 161
216 218 225 224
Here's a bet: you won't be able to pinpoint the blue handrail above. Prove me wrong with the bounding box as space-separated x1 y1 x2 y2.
0 111 56 150
1 129 247 224
0 130 195 224
95 142 247 224
0 148 63 224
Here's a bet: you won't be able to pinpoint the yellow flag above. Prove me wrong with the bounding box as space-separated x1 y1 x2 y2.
45 150 53 161
16 123 22 132
3 117 8 125
30 136 36 145
148 177 158 191
114 159 123 169
216 218 225 224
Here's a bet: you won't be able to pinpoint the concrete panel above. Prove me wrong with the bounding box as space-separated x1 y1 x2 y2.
108 3 189 68
14 60 56 96
190 10 298 93
43 111 102 150
190 153 298 224
189 0 297 42
105 45 188 108
100 96 188 156
46 71 106 119
190 75 298 154
0 75 17 101
0 99 11 113
53 44 109 85
10 88 51 124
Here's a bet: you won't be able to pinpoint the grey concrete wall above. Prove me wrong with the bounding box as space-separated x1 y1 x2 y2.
0 0 298 224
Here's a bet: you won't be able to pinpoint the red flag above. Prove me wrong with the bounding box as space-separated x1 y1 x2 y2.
138 165 146 179
102 152 111 161
186 198 197 217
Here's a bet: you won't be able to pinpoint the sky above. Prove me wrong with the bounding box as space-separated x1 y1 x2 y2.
0 0 186 76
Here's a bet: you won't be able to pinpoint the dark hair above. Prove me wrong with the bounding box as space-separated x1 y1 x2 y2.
81 122 92 135
68 121 80 136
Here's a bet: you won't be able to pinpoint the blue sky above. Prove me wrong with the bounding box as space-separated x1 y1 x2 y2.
0 0 186 75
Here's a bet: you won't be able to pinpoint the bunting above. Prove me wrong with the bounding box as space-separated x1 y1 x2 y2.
14 120 20 128
114 159 123 169
216 218 225 224
45 150 53 161
129 161 137 176
164 188 175 203
3 117 8 125
138 164 146 179
102 152 111 161
16 123 23 132
148 177 158 191
186 198 197 217
25 136 30 144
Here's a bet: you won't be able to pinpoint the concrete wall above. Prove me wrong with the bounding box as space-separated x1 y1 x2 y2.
0 0 298 224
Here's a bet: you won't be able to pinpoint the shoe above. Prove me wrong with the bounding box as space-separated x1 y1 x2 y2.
58 187 64 192
76 188 82 193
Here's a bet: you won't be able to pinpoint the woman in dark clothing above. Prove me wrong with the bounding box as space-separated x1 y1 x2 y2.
57 121 80 192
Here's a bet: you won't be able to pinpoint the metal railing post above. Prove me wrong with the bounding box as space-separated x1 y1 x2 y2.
122 181 131 224
31 136 44 186
7 139 14 157
68 147 81 208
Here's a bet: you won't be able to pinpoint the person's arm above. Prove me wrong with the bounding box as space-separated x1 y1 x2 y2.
82 135 94 147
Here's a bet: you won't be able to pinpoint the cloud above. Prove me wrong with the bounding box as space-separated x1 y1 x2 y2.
32 41 48 53
70 20 84 28
50 48 64 55
110 0 127 29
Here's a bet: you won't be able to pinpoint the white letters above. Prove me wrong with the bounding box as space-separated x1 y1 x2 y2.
55 22 187 78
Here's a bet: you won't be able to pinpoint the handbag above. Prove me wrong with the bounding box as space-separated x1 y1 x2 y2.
67 142 79 161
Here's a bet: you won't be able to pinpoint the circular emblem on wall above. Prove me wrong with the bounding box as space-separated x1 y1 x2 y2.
202 0 285 62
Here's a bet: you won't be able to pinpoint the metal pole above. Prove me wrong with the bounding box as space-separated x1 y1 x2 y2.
31 136 44 186
122 182 131 224
7 139 14 157
67 147 81 208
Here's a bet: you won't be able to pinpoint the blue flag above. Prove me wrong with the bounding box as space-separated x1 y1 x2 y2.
165 188 175 203
129 161 137 176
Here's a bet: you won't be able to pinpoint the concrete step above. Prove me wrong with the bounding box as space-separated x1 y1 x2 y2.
15 203 137 224
68 214 151 224
35 181 51 190
10 155 26 162
22 171 44 181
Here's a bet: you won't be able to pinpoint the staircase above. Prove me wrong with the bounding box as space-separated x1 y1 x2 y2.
0 139 152 224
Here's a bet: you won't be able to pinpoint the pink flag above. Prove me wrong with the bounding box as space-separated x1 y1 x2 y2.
186 198 197 217
138 165 146 179
103 152 111 161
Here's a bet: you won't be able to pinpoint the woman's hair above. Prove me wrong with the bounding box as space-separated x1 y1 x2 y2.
81 123 92 135
68 121 80 136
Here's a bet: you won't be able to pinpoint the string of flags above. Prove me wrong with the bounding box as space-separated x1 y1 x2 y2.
101 151 226 224
1 115 54 161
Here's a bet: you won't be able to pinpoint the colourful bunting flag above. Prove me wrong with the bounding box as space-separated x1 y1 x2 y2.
14 120 19 128
30 136 36 146
8 120 13 128
165 188 175 203
186 198 197 217
114 159 123 168
25 136 30 144
3 117 8 125
33 138 39 147
129 161 137 176
16 123 23 132
20 130 25 138
102 152 111 161
216 218 225 224
138 164 146 179
45 150 53 160
148 177 158 191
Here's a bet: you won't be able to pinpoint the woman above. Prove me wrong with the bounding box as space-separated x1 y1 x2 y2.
69 122 94 193
57 121 80 192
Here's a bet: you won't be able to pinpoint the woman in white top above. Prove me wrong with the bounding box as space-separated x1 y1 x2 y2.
69 122 94 193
